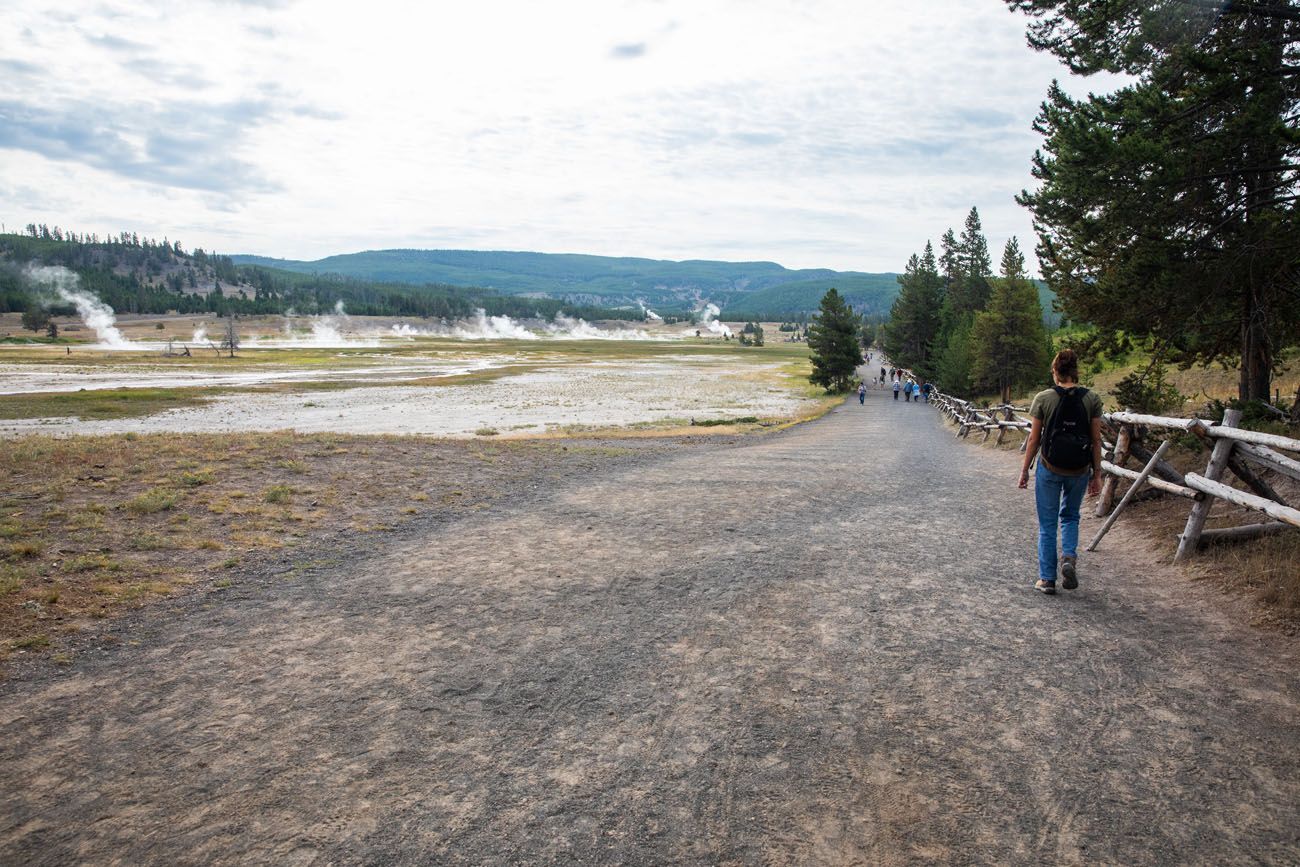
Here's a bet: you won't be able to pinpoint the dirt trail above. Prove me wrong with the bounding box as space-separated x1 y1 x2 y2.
3 383 1299 865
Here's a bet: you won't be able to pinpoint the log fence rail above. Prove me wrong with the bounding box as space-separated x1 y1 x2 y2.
919 375 1300 562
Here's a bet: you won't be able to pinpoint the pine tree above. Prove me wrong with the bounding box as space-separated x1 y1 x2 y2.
970 238 1049 403
934 315 975 397
883 242 944 379
21 306 50 333
1006 0 1300 400
947 207 993 316
808 289 862 393
938 228 960 292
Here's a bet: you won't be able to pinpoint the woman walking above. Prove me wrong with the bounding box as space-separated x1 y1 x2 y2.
1018 349 1103 594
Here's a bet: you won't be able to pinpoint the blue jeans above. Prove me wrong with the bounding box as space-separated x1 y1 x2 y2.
1034 461 1091 582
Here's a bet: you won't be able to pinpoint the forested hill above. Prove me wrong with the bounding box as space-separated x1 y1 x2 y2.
1 230 1049 324
231 249 902 317
0 232 639 322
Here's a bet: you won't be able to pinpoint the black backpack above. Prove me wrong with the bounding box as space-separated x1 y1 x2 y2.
1042 386 1092 471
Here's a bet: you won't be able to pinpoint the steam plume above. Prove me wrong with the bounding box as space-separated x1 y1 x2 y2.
452 309 539 340
545 313 656 340
686 302 732 337
26 265 131 347
273 300 378 347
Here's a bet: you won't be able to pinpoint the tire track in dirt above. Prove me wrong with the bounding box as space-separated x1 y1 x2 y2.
2 383 1299 864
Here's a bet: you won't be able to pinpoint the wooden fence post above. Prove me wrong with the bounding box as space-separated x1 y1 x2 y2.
1097 423 1131 517
1087 440 1171 552
1174 409 1242 562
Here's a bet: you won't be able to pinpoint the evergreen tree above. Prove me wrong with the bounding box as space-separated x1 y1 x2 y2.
807 288 862 393
738 321 765 346
934 315 975 397
947 207 993 316
1006 0 1300 401
938 228 960 292
970 238 1049 403
21 305 49 333
882 241 944 378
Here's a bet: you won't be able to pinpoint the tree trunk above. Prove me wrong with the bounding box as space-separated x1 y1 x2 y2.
1238 13 1285 403
1239 286 1272 402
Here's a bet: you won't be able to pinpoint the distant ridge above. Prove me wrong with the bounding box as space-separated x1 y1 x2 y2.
231 248 902 316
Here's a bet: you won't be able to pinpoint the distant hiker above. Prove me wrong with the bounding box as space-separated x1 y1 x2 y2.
892 380 900 400
922 381 932 403
880 366 886 383
858 382 866 405
904 380 913 402
1018 349 1103 595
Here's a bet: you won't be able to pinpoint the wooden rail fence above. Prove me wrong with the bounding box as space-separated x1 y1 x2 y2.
922 380 1300 562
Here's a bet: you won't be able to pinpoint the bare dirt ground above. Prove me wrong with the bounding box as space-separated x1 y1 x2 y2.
3 382 1300 865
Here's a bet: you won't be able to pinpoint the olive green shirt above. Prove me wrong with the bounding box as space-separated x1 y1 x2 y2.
1029 386 1103 475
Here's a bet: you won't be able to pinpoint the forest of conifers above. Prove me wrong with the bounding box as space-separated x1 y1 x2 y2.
0 231 642 322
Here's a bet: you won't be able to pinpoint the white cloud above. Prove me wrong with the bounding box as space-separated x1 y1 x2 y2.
0 0 1122 272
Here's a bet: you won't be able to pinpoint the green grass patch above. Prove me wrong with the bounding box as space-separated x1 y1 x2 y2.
127 532 171 551
125 487 179 514
177 468 214 487
264 484 293 504
692 416 759 427
0 387 215 421
2 540 43 560
0 570 22 595
63 554 122 573
0 335 74 345
117 582 172 602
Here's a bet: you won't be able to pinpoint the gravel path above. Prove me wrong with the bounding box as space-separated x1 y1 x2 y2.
3 382 1299 865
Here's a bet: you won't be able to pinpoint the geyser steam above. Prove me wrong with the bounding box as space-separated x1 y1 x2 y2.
690 302 732 338
274 300 379 347
452 309 539 340
27 265 131 347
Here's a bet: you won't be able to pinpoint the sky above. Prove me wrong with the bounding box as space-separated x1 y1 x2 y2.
0 0 1119 273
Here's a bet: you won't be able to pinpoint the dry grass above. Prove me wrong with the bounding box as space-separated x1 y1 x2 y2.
0 430 683 668
1117 440 1300 631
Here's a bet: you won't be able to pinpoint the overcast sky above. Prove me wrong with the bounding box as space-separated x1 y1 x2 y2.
0 1 1116 273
